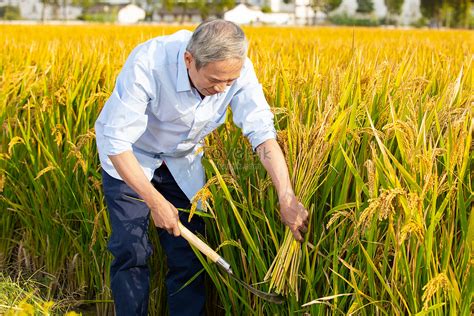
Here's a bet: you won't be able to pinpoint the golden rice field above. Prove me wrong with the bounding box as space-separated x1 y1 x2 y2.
0 25 473 315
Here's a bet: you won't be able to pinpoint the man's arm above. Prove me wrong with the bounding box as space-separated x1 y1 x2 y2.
256 139 308 241
109 152 181 236
228 58 307 240
95 46 181 236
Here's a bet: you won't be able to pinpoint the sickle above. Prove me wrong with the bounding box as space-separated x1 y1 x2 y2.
178 222 285 304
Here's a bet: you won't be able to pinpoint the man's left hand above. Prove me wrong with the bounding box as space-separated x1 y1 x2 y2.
279 194 309 242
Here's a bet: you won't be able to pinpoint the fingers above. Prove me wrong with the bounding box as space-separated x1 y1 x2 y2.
292 222 307 242
300 203 309 221
299 224 308 234
291 217 308 242
163 221 180 236
297 208 309 230
172 224 181 237
292 214 309 242
152 202 181 236
291 226 303 242
280 200 310 242
168 211 180 236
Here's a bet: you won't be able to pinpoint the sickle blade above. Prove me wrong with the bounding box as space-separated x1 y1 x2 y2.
219 267 285 304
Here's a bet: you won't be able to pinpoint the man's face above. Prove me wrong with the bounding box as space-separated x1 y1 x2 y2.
184 51 243 96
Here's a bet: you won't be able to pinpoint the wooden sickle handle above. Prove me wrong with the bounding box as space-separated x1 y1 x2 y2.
178 221 232 274
178 221 220 262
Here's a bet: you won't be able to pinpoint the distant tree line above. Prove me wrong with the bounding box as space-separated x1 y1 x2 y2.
142 0 236 22
67 0 234 22
311 0 472 28
420 0 472 28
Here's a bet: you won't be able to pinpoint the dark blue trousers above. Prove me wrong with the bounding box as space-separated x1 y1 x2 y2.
101 163 205 316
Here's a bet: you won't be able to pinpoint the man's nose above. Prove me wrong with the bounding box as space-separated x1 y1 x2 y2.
213 83 226 93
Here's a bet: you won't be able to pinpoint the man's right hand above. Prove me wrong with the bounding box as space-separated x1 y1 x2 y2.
147 195 181 236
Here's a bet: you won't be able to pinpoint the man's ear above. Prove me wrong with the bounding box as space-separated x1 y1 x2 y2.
184 51 193 69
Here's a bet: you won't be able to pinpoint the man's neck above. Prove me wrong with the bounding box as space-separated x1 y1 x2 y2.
188 71 205 100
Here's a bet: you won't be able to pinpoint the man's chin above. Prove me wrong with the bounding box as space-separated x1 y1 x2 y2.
202 89 216 96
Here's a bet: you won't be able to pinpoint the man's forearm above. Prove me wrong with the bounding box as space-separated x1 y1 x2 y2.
256 138 308 241
108 151 165 205
108 151 181 235
256 139 294 202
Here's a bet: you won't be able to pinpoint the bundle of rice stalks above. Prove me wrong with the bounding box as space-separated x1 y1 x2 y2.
264 108 333 300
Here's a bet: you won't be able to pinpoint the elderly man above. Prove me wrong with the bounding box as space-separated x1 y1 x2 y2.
95 19 308 315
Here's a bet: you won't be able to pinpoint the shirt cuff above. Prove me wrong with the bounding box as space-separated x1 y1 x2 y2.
101 136 133 156
250 128 277 151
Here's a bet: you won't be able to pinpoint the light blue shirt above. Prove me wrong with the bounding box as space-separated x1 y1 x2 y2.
95 30 276 201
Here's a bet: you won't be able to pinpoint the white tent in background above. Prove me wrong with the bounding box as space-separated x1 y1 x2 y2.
294 0 315 25
331 0 422 25
331 0 387 18
331 0 358 16
372 0 387 18
259 13 291 25
117 4 146 24
224 4 263 24
314 10 327 22
399 0 421 25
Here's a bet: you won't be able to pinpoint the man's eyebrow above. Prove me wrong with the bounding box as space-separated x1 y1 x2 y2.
209 76 239 82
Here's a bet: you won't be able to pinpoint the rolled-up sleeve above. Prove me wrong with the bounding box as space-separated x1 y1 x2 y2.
96 50 156 156
230 58 276 151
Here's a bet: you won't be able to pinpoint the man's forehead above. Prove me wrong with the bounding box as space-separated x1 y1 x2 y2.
201 59 243 77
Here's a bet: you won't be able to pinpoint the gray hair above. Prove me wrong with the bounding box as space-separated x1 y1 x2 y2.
186 19 248 70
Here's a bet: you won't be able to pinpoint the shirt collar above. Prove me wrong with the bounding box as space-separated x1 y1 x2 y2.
176 41 192 92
